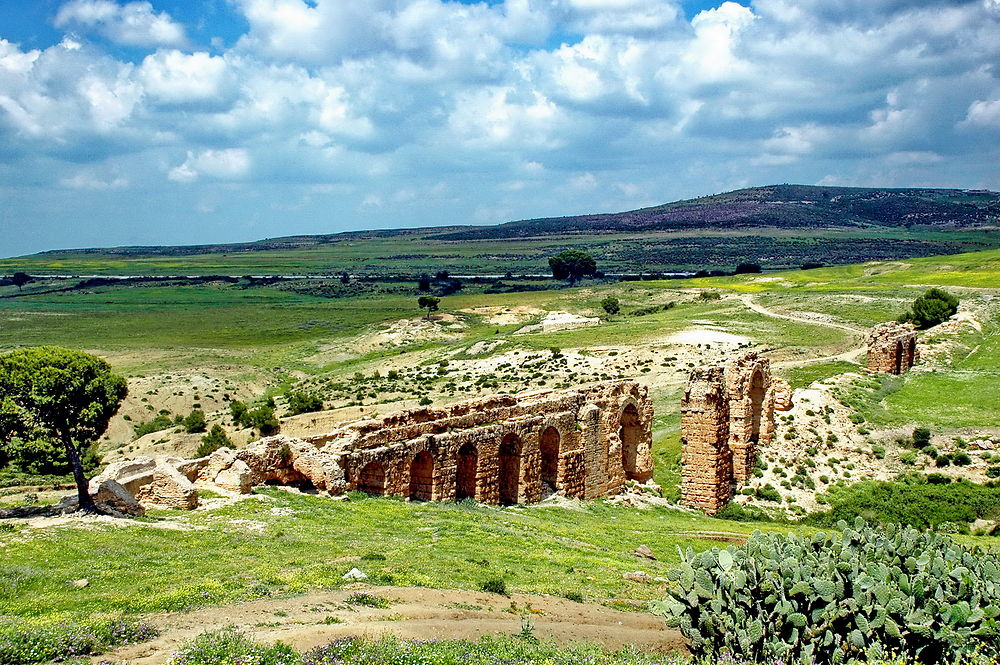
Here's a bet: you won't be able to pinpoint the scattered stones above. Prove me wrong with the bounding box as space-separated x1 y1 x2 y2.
632 545 656 560
343 568 368 581
623 571 653 583
71 579 89 588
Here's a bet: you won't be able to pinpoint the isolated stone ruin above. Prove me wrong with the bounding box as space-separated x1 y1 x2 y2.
94 381 654 509
867 322 919 374
679 352 792 514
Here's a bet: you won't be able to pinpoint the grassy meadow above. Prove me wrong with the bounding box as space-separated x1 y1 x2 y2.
2 248 1000 663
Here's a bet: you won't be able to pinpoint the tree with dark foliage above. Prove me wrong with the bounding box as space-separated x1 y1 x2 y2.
11 272 31 291
418 295 440 320
0 347 126 512
900 288 959 329
548 249 597 284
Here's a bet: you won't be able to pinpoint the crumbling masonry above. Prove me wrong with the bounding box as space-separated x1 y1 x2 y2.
867 322 919 374
679 352 792 514
96 381 654 509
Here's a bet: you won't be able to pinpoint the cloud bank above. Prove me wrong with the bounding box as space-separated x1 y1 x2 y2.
1 0 999 255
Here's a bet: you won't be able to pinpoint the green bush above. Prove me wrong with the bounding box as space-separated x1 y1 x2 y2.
197 425 232 458
655 520 1000 665
183 409 207 434
0 616 156 665
343 592 390 609
247 405 279 435
230 400 250 427
913 427 932 449
806 476 1000 530
167 627 297 665
134 413 175 438
285 391 324 416
900 288 960 330
480 578 508 595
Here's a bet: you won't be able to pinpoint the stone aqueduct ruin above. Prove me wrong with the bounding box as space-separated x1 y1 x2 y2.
96 381 655 510
678 352 793 514
867 322 919 375
95 325 922 513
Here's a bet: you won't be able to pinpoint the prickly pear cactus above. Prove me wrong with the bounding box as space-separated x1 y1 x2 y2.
652 519 1000 664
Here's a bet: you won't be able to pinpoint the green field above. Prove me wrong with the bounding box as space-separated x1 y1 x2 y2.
3 228 1000 276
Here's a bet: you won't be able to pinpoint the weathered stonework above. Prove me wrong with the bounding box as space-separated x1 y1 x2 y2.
867 322 919 374
244 380 654 505
94 381 654 509
680 352 788 514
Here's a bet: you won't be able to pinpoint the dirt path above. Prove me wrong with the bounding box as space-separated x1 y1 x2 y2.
107 586 686 664
739 295 866 367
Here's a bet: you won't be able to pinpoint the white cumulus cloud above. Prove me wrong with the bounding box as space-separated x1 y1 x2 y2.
169 149 251 182
55 0 187 48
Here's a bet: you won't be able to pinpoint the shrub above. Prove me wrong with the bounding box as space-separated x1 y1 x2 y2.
230 400 249 427
247 405 279 435
196 425 232 458
183 409 207 434
134 414 175 438
166 627 297 665
0 616 156 665
953 452 973 467
754 484 782 503
900 288 960 329
912 427 932 449
655 520 1000 665
285 391 323 416
806 476 1000 530
480 578 508 595
343 592 390 609
600 296 620 317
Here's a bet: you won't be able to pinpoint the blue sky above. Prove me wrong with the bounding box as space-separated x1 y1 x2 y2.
1 0 999 257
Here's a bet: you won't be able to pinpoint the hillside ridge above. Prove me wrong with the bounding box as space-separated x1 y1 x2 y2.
22 184 1000 259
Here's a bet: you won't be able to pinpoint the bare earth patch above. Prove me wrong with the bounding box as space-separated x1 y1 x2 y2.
107 586 685 664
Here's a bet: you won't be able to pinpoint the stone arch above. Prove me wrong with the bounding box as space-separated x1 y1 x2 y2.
358 460 386 496
748 367 766 445
539 426 561 488
456 442 478 501
894 340 904 374
499 432 523 505
619 402 643 481
906 338 916 369
409 450 434 501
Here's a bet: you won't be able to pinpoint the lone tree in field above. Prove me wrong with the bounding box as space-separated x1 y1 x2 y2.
418 295 441 320
0 347 127 512
11 272 31 291
900 288 959 329
549 249 597 284
601 296 620 319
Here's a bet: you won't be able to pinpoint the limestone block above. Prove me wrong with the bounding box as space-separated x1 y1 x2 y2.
91 479 144 517
134 465 199 510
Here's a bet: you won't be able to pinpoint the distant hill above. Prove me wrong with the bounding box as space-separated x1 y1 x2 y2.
6 185 1000 276
433 185 1000 240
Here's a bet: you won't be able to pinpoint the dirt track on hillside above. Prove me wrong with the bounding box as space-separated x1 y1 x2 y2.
107 586 687 663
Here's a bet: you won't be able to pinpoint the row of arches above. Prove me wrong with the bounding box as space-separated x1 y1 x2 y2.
353 401 646 504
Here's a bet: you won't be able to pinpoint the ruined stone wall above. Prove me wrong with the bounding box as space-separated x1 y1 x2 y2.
867 322 919 374
247 380 654 506
680 352 785 514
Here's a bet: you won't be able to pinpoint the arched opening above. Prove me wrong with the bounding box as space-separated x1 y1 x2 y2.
499 433 522 505
905 339 915 371
620 404 643 480
409 451 434 501
894 340 904 374
748 369 766 445
358 461 386 496
456 442 478 501
540 426 561 488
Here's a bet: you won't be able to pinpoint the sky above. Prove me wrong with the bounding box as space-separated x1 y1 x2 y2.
1 0 999 257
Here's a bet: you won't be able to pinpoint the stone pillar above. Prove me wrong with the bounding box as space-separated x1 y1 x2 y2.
579 404 606 499
680 367 733 514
